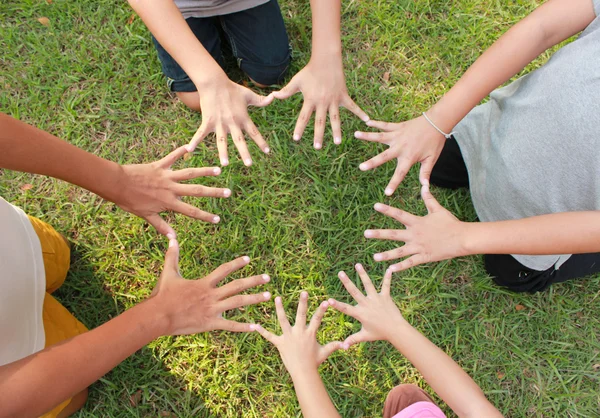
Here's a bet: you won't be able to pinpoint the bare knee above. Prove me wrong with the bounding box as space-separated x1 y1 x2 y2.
176 91 201 112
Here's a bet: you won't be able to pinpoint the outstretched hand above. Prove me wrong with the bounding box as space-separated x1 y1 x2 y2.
355 116 446 195
152 239 272 335
253 292 344 376
365 185 468 272
116 146 231 237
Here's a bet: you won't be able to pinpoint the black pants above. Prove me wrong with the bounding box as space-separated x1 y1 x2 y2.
430 136 600 293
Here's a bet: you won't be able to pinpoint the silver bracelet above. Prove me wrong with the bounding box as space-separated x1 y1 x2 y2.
422 112 455 140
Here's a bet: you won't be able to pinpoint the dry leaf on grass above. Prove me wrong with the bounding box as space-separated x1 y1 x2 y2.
496 371 505 379
37 17 50 27
515 304 525 311
127 13 136 25
20 184 34 191
383 71 390 83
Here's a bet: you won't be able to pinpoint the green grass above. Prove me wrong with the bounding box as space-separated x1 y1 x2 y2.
1 0 599 416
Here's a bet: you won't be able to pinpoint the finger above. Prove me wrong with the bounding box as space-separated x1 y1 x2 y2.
389 254 427 272
218 274 271 298
337 271 366 303
245 120 270 154
373 245 418 262
343 330 371 348
172 183 231 199
419 157 436 187
271 78 300 100
214 319 254 333
169 167 222 182
381 268 392 295
341 95 369 123
171 200 220 224
163 237 180 274
365 119 397 132
363 229 409 242
308 300 330 333
246 90 274 107
157 146 188 169
216 123 229 166
295 291 309 327
251 323 279 345
327 298 358 318
373 203 419 226
421 184 443 214
145 213 176 239
320 341 344 361
354 263 376 296
329 104 342 145
384 158 413 196
220 291 272 311
293 102 313 142
358 149 397 171
205 255 251 286
275 296 291 332
313 106 327 150
188 124 209 152
354 130 387 143
230 125 252 167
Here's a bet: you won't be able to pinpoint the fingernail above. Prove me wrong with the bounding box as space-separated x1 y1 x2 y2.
244 158 252 166
242 256 250 263
314 142 322 150
389 264 400 272
275 296 282 303
364 230 374 238
223 189 231 197
264 147 270 154
166 232 175 240
169 239 177 248
355 263 363 270
221 158 229 166
359 163 368 171
262 274 270 282
334 137 341 145
328 298 336 305
363 116 370 122
249 324 257 331
354 132 362 139
213 167 221 175
366 120 374 127
293 134 300 141
374 253 383 261
422 178 429 187
343 343 350 350
185 145 194 153
212 216 220 223
374 203 385 211
301 291 308 298
337 271 346 279
263 292 271 300
321 301 329 308
384 188 393 196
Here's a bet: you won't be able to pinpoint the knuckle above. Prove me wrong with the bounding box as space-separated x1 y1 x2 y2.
218 136 227 144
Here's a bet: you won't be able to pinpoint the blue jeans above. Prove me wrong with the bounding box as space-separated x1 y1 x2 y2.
152 0 291 92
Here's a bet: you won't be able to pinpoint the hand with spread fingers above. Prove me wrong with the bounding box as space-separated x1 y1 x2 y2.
186 77 273 167
365 185 468 272
152 240 272 335
328 265 406 348
116 146 232 238
355 115 446 195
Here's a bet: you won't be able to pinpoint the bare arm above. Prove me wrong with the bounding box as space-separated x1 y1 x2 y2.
0 242 270 418
329 266 502 418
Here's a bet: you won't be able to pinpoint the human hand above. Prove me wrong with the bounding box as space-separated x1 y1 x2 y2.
115 146 231 237
253 292 344 377
355 115 446 195
187 77 274 166
365 185 468 272
328 264 406 348
272 59 369 149
150 239 272 335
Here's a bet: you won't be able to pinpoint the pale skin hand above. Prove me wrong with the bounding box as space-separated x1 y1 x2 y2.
328 265 405 347
365 185 468 272
186 76 274 167
252 292 343 376
355 115 446 195
155 239 272 334
272 59 369 149
115 146 231 238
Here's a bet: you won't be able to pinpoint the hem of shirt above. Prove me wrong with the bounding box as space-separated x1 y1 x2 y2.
392 401 446 418
180 0 270 18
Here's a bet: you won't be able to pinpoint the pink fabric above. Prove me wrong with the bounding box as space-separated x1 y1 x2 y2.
392 401 447 418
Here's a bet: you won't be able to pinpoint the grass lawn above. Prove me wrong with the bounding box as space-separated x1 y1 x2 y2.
1 0 600 416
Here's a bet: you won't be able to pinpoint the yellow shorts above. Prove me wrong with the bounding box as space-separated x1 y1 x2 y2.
28 216 89 418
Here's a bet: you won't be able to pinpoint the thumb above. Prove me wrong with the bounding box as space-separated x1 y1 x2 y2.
164 237 180 275
421 185 443 214
419 157 435 187
319 341 345 363
343 330 371 349
247 91 274 107
145 214 176 239
271 78 299 100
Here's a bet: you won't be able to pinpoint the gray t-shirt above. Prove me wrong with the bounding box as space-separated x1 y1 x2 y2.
174 0 269 18
454 0 600 271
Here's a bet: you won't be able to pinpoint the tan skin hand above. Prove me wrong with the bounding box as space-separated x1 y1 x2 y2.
151 239 272 335
272 59 369 149
365 185 468 272
253 292 343 376
355 116 446 196
186 77 273 167
328 265 406 348
114 146 231 238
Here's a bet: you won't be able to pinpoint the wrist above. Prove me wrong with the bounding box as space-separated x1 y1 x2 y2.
288 364 321 383
138 296 172 338
191 69 229 93
459 222 482 257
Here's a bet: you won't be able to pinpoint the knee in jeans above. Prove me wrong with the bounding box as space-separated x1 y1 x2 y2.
241 52 291 86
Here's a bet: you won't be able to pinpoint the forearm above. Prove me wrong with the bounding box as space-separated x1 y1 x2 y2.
128 0 225 88
309 0 342 60
387 322 501 418
462 211 600 256
0 113 123 202
427 0 595 133
0 299 167 418
290 368 340 418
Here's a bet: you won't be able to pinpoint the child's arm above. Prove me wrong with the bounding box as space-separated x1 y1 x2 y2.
253 293 343 418
329 265 503 418
366 186 600 271
127 0 273 165
355 0 597 194
0 112 230 236
272 0 369 149
0 242 271 418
